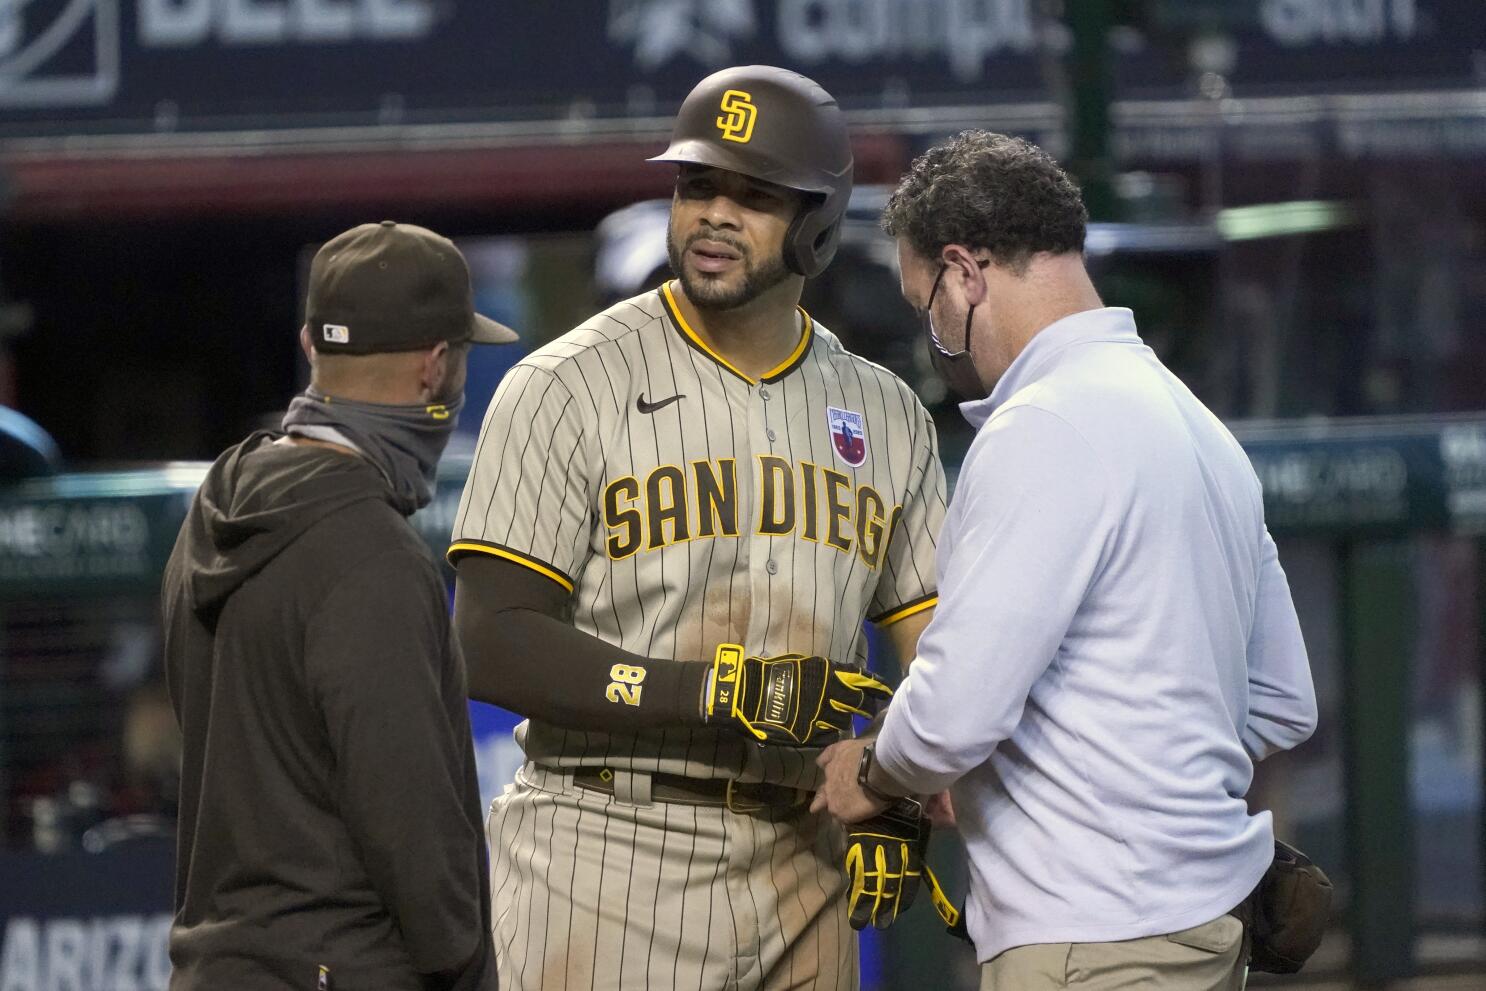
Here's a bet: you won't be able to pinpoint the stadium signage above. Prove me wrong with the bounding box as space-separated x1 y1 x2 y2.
0 502 148 559
0 847 174 991
1233 416 1486 536
0 493 186 588
0 0 1480 137
137 0 436 47
1440 422 1486 529
1260 0 1420 46
0 914 172 991
711 0 1040 82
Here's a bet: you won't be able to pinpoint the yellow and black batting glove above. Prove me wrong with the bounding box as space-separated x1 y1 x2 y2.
845 798 961 933
846 799 929 930
702 643 893 746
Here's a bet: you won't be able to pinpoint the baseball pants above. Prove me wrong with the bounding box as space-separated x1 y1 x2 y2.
486 763 858 991
979 913 1249 990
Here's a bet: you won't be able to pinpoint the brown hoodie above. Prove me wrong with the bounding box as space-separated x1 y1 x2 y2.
161 432 494 991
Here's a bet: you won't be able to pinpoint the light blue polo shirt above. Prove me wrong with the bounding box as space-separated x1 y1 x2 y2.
875 307 1317 962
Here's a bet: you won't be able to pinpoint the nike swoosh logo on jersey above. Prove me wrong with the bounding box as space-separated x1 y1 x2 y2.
636 393 685 414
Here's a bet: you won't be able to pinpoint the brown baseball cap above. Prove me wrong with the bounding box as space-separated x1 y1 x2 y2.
306 220 518 353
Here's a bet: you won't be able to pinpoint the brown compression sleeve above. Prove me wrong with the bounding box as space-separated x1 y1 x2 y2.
452 555 710 731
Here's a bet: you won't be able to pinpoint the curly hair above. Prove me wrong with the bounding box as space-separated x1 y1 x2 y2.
882 131 1087 273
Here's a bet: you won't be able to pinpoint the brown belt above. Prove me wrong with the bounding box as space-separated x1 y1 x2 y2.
571 768 811 812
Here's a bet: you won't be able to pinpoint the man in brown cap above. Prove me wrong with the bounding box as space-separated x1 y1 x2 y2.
162 221 513 991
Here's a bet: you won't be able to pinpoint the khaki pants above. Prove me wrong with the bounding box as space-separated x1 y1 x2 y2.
981 914 1248 990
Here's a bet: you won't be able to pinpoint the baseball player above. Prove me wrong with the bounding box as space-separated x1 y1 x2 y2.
449 66 946 990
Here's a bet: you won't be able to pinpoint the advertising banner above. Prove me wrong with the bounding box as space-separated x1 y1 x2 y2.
0 842 174 991
0 1 1480 139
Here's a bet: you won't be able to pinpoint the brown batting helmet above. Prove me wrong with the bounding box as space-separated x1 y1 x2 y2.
649 65 853 278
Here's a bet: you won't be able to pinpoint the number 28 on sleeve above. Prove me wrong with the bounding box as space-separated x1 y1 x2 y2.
605 664 646 706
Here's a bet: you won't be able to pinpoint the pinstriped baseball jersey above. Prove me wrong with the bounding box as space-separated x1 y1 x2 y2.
449 283 945 788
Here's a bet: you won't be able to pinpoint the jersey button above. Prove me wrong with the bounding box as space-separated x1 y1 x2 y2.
760 387 772 400
766 559 779 575
766 428 778 443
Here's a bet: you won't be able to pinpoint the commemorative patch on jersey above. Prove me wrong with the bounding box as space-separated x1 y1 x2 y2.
827 406 867 467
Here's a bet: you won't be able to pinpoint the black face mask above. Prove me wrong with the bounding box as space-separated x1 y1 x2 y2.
281 386 464 515
921 260 992 402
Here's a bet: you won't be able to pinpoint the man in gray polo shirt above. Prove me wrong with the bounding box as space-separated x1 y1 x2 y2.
814 132 1318 990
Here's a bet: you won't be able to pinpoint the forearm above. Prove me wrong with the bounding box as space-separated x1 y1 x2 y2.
873 661 1013 795
864 743 915 798
1243 667 1317 760
461 604 707 729
1243 530 1319 759
453 557 708 732
882 607 934 676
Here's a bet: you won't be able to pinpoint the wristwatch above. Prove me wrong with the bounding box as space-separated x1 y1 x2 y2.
856 744 898 804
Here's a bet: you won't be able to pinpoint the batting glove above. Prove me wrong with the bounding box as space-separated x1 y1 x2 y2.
845 798 961 932
702 643 893 746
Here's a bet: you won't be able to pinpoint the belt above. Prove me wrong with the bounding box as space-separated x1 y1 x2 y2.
571 767 811 813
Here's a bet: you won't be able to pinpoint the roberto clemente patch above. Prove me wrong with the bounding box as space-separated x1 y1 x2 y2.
828 406 868 467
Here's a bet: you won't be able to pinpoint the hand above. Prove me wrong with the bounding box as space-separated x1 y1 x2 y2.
842 798 931 931
810 738 889 823
702 644 893 746
923 790 957 829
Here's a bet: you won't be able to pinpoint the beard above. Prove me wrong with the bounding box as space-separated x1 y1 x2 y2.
666 225 792 311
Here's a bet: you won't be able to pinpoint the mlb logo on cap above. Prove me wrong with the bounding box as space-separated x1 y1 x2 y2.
323 324 350 344
827 406 867 467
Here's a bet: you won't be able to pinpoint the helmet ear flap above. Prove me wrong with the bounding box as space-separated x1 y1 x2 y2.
782 187 847 278
783 213 842 278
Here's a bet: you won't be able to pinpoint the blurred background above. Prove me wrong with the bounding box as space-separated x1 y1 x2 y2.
0 1 1483 988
